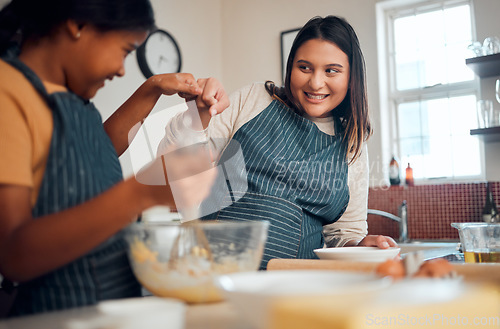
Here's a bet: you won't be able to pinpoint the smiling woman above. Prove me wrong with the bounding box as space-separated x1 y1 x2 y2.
158 15 397 271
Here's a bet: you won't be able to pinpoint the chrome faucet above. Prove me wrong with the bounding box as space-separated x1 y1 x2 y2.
367 200 409 243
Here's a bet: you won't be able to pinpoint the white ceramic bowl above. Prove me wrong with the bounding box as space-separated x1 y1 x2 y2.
215 270 390 328
314 246 400 262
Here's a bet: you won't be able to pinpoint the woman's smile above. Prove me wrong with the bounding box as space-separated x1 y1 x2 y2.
304 91 330 102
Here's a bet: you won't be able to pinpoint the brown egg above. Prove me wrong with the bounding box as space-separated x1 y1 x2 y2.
375 259 405 280
413 258 454 278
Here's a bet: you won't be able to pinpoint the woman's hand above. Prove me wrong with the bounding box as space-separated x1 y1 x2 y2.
357 235 398 249
194 77 230 117
179 77 230 128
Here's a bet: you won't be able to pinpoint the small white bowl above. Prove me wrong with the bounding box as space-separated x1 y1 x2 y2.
314 246 400 262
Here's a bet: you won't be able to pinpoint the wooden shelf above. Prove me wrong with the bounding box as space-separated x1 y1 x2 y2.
465 53 500 78
470 126 500 142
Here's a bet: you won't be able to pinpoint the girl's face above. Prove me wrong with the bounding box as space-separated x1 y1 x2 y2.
290 38 350 118
68 27 148 99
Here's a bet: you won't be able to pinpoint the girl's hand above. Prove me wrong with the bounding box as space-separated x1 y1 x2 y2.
357 235 398 249
149 73 202 98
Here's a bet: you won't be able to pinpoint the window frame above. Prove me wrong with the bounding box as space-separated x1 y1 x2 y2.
376 0 483 184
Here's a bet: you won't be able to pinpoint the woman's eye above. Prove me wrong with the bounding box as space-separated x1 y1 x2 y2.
299 65 311 71
326 68 338 74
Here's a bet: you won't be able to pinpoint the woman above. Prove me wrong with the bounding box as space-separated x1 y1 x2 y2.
0 0 227 316
159 15 397 270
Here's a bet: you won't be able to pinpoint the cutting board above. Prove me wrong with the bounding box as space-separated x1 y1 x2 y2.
267 259 500 284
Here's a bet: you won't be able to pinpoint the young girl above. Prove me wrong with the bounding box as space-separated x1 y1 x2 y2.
158 15 396 270
0 0 227 316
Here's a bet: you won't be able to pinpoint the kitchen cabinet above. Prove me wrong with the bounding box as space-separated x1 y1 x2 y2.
466 53 500 141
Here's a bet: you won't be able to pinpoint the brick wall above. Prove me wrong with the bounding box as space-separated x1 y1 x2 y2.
367 182 500 241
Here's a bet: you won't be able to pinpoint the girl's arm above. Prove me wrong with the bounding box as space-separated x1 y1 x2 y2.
0 154 216 282
0 178 163 282
103 73 202 156
104 75 229 157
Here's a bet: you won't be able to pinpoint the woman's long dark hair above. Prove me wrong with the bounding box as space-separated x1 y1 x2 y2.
0 0 156 54
266 15 371 163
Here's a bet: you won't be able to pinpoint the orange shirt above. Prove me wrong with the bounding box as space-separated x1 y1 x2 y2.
0 59 62 206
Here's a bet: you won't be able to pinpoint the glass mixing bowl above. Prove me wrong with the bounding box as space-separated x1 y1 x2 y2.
125 220 269 303
451 222 500 263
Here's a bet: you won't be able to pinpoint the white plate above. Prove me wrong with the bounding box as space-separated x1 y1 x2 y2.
314 246 400 262
215 270 390 328
68 297 185 329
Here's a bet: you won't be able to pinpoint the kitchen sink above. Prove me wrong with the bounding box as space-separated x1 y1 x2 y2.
398 241 460 254
398 241 462 262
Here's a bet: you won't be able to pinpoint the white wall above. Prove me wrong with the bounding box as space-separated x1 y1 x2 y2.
93 0 223 177
473 0 500 181
2 0 498 182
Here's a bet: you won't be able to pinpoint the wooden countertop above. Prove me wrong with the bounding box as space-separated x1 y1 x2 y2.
267 258 500 284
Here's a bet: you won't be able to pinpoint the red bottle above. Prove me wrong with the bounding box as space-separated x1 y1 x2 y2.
405 163 414 186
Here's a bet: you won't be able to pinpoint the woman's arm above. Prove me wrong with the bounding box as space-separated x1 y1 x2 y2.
323 145 369 246
157 83 270 160
322 146 397 249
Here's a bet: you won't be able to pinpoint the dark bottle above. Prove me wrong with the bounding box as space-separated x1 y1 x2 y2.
405 163 414 186
483 182 499 223
389 156 401 186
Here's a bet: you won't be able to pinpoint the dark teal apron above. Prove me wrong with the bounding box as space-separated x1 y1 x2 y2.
205 100 349 270
3 57 141 317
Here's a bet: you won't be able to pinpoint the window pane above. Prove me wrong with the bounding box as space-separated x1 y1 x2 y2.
426 98 450 137
396 94 480 179
449 95 477 133
444 5 472 44
397 102 421 138
452 136 481 176
393 4 473 90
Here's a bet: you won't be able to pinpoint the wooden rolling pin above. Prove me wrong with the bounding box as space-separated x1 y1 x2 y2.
267 259 500 285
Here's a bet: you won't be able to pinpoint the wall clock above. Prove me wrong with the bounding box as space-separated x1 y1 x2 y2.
136 29 182 78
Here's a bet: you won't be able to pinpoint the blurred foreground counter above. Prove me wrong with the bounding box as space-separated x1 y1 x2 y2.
266 259 500 329
268 282 500 329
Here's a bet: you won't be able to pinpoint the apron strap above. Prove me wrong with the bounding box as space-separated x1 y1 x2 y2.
2 57 51 103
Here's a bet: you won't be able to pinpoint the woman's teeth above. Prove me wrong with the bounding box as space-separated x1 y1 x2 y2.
305 92 327 100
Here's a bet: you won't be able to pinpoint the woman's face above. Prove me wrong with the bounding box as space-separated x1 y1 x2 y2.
68 27 148 99
290 38 350 118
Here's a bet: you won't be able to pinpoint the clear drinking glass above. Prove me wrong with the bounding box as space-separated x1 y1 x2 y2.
477 100 494 128
496 79 500 104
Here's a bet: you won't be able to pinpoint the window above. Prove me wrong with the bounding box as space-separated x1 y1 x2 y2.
377 0 481 181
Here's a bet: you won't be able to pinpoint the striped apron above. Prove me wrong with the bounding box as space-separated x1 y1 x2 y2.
4 58 141 316
207 100 349 270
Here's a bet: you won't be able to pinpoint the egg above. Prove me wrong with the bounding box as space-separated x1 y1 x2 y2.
375 259 405 280
413 258 454 278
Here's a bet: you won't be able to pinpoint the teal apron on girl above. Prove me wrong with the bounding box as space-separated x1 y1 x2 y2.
4 57 141 317
206 100 350 270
